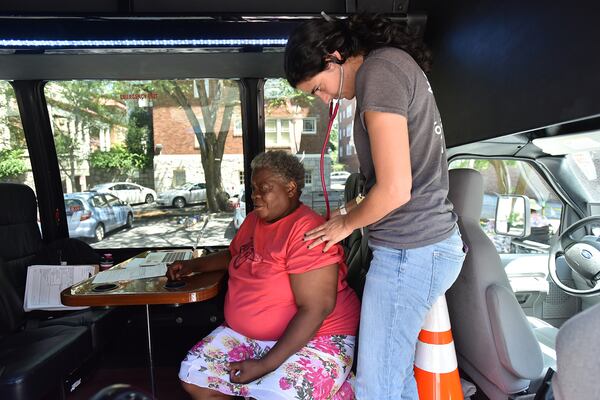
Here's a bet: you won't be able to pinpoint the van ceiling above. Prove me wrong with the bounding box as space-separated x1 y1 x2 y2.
0 0 598 147
0 0 415 15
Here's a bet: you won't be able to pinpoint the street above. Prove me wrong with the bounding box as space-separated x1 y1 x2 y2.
91 204 236 249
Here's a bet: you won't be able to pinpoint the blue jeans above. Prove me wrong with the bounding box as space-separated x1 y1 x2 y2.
355 229 465 400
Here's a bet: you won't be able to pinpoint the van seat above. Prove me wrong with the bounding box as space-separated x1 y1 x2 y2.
0 325 92 400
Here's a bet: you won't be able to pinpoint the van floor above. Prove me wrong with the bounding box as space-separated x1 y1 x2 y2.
66 365 188 399
51 304 224 399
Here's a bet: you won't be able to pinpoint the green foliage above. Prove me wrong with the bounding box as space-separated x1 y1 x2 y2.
450 159 492 170
0 148 27 178
90 145 147 172
264 79 314 109
126 108 153 168
54 131 78 157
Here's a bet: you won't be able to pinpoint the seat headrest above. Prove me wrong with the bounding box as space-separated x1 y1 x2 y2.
448 169 484 221
0 183 38 226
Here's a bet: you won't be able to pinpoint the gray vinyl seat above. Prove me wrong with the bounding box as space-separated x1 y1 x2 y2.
552 302 600 399
446 168 557 399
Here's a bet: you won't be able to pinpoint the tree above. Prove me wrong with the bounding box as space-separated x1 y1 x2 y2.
0 148 27 179
125 107 153 169
46 81 129 190
0 83 26 147
157 80 239 212
0 82 27 180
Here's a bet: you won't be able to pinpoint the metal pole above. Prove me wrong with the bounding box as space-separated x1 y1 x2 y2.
146 304 157 398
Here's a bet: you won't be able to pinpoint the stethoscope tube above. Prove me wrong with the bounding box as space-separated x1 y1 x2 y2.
319 64 344 220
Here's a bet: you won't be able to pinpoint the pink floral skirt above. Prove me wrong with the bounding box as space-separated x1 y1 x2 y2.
179 325 356 400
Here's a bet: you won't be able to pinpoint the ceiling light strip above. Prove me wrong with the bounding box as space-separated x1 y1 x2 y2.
0 38 288 47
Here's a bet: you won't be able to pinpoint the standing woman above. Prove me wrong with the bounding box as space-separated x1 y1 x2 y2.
285 14 466 399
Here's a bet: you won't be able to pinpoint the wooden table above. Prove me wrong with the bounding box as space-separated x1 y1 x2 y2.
61 252 225 399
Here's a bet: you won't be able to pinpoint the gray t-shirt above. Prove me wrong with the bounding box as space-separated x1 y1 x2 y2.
354 47 456 249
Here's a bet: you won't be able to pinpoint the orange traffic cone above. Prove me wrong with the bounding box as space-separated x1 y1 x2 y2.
414 295 463 399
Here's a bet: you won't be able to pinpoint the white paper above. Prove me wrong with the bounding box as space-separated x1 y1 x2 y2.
92 263 167 284
24 265 95 311
123 258 145 269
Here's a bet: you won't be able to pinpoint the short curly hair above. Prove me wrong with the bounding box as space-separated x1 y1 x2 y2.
251 151 305 192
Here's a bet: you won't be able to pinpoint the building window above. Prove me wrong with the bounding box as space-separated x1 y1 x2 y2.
346 143 352 156
238 170 244 185
265 118 291 146
173 169 186 187
305 170 313 185
303 118 317 134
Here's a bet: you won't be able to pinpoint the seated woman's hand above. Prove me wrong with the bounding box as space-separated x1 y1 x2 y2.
166 260 193 281
228 359 272 384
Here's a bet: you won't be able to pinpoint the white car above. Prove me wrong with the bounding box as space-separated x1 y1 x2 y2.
330 171 351 189
156 183 207 208
91 182 157 205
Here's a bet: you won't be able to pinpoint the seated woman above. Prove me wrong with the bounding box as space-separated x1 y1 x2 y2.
167 151 360 400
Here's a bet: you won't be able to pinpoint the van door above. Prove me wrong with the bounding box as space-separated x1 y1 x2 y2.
449 158 578 327
190 183 206 204
91 194 116 232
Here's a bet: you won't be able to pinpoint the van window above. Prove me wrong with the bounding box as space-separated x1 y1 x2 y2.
45 79 243 248
0 81 42 231
566 151 600 202
449 159 563 254
263 79 359 217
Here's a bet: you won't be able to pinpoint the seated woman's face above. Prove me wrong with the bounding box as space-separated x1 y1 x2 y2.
251 167 298 223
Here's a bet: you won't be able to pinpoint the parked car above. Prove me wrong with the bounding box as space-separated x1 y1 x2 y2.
232 189 246 230
330 170 351 189
156 182 207 208
64 192 134 242
91 182 157 205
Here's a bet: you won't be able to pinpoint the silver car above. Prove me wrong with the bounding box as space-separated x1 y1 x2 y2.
64 192 134 242
91 182 157 205
156 183 207 208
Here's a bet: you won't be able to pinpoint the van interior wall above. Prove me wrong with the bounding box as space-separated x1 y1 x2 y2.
425 0 600 147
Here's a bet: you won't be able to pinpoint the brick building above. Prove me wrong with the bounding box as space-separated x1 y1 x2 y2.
152 85 335 195
337 98 360 173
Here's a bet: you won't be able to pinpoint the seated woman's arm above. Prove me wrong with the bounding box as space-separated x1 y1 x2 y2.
229 264 339 383
166 249 231 280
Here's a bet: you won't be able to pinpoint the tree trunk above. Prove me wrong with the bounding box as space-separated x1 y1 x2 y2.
165 80 236 212
491 160 510 194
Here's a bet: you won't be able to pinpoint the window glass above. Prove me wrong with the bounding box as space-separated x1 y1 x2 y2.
449 159 563 254
46 79 243 249
303 118 316 134
0 81 41 232
91 195 107 208
105 194 121 206
262 79 359 219
566 151 600 202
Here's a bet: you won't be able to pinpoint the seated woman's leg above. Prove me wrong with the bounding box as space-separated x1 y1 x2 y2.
181 381 233 400
180 324 355 399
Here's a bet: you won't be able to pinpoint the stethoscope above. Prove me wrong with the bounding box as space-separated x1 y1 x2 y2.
319 62 344 220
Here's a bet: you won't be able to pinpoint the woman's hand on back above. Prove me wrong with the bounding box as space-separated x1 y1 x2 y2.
304 214 354 252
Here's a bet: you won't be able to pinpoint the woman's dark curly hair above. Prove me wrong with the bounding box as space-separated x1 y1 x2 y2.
284 13 432 88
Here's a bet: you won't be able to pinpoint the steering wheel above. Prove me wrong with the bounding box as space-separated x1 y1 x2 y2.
549 216 600 296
